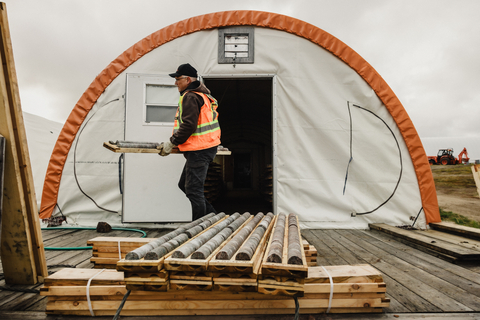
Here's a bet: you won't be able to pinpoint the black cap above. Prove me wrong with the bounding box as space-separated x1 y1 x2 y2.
169 63 198 78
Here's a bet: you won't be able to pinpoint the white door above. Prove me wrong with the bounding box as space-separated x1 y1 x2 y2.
123 74 191 222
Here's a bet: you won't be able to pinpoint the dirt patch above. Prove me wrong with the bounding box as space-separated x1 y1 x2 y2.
431 165 480 222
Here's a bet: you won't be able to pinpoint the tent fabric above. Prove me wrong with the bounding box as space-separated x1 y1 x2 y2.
40 10 439 225
23 112 63 206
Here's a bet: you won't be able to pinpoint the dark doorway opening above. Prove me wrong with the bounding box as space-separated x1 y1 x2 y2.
204 78 273 215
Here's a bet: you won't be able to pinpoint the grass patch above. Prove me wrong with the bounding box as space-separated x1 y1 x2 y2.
431 164 478 198
440 208 480 229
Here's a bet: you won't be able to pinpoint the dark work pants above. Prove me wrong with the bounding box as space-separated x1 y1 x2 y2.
178 146 218 221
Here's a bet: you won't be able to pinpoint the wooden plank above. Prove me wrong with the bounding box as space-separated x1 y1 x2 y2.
172 272 211 281
472 164 480 199
305 282 386 293
303 292 386 299
371 230 459 263
44 308 383 316
41 228 79 242
44 229 98 253
24 298 48 312
87 237 154 247
306 264 384 284
430 221 480 241
0 134 4 240
366 229 480 289
258 277 304 288
0 286 29 308
116 258 163 273
369 223 480 260
337 230 473 312
302 229 350 266
126 283 168 292
0 291 38 311
351 229 480 310
315 229 442 312
412 229 480 252
383 294 410 313
15 311 480 318
94 246 150 253
168 282 212 291
305 229 365 266
43 268 124 287
45 297 389 311
0 3 48 284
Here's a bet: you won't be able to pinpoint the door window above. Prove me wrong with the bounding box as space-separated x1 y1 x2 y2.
145 84 178 123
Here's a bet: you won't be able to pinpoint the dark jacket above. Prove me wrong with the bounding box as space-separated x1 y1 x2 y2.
170 81 211 146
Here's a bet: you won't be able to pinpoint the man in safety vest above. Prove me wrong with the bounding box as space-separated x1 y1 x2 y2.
159 63 221 220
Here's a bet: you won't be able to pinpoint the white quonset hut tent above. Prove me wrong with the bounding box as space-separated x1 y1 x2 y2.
39 11 439 229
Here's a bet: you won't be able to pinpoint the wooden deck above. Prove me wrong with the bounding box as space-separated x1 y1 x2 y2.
0 227 479 319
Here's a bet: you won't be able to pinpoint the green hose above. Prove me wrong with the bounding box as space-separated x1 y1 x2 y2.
41 227 147 250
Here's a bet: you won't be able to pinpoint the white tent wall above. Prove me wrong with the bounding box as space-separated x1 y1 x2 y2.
55 86 126 225
51 25 426 229
23 112 63 206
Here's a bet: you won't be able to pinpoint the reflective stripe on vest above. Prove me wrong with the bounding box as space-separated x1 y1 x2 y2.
173 91 221 151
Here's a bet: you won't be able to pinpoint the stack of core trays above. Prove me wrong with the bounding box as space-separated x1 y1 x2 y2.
164 213 240 291
117 212 226 291
88 237 154 268
165 212 275 292
259 213 308 296
41 264 389 316
208 212 276 292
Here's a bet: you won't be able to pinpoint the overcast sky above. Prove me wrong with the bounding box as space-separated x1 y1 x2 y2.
5 0 480 156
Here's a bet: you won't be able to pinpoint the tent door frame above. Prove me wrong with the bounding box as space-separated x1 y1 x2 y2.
202 74 277 214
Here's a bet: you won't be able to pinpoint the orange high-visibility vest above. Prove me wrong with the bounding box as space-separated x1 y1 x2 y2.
173 92 221 151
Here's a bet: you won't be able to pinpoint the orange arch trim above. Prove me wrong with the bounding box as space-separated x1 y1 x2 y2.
40 10 439 223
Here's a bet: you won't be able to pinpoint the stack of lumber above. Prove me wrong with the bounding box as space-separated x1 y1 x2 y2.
42 264 388 316
88 237 154 268
370 223 480 262
304 264 389 313
303 239 318 266
259 213 308 296
43 213 390 315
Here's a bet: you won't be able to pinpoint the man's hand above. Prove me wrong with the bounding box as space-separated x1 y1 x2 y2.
159 141 174 157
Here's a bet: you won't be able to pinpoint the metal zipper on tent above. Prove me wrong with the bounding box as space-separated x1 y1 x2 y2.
344 101 403 216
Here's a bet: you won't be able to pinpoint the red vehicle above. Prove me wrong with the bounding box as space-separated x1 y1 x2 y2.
428 147 469 165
